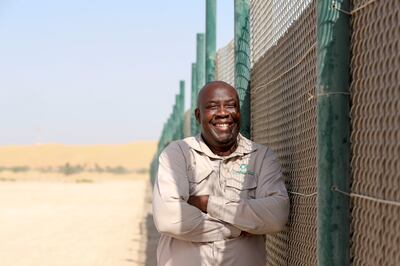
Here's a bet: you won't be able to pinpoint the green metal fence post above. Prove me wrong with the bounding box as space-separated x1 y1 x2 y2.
173 99 178 140
196 33 206 90
191 63 198 136
316 0 351 265
179 80 185 139
234 0 251 138
195 33 206 135
205 0 216 83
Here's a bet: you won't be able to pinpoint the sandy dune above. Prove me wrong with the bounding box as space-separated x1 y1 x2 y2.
0 142 157 169
0 142 158 183
0 178 159 266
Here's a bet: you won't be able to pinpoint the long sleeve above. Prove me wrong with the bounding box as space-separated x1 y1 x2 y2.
152 141 241 242
207 148 289 235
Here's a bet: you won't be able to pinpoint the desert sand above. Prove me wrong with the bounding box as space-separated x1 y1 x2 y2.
0 141 157 169
0 142 160 266
0 178 158 266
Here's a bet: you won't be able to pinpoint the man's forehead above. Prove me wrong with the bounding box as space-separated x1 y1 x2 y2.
205 88 236 98
200 84 238 101
196 81 239 108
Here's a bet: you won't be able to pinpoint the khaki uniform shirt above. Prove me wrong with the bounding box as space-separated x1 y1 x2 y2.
152 134 289 266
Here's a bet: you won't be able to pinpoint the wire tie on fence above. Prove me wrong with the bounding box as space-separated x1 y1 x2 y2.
307 92 315 101
331 1 351 15
288 191 317 197
331 0 379 15
332 186 400 207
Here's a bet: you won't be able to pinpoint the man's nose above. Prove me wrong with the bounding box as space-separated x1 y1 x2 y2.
216 105 229 117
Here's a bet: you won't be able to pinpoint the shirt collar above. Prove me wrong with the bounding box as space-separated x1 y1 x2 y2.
186 133 257 159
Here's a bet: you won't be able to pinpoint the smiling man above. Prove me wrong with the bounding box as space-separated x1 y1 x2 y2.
152 81 289 266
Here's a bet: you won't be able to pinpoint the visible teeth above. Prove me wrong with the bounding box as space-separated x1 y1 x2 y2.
215 123 229 128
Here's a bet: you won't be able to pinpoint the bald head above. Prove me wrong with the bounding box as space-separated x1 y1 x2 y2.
197 81 239 109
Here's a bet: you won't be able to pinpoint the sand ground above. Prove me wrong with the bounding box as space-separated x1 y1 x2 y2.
0 178 159 266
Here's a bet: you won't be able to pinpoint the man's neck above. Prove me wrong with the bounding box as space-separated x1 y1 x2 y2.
211 143 238 157
201 136 238 157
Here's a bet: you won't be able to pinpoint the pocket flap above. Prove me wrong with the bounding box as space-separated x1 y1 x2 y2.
226 174 257 190
189 168 213 183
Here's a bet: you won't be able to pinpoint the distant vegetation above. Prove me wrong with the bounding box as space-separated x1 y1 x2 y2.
0 164 149 176
58 163 85 176
0 166 30 173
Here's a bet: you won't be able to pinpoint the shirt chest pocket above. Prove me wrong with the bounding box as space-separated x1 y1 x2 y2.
225 173 257 201
188 168 213 196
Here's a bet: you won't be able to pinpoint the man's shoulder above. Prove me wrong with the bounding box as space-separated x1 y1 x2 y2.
162 137 198 154
239 135 270 154
240 136 280 164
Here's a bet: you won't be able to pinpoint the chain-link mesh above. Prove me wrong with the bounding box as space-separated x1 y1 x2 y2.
215 40 235 87
250 0 312 66
250 0 317 264
349 0 400 265
152 0 400 264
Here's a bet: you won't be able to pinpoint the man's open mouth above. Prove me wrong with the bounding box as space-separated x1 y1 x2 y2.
213 122 233 130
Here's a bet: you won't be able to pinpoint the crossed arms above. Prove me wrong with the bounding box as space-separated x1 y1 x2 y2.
152 141 289 242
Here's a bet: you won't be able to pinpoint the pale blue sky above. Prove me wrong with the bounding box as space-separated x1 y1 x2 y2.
0 0 234 145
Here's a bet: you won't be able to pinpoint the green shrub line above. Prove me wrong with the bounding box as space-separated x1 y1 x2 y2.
0 164 149 176
0 166 30 173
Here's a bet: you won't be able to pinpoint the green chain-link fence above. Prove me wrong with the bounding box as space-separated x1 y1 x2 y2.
150 81 185 183
150 0 400 265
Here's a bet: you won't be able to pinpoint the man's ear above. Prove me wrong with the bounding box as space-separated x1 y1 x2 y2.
195 108 200 124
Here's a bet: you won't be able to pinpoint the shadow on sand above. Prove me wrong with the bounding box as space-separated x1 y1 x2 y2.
131 180 159 266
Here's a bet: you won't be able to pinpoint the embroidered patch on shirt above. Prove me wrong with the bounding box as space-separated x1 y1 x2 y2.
233 164 255 175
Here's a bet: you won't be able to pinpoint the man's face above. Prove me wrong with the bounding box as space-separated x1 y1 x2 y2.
195 83 240 150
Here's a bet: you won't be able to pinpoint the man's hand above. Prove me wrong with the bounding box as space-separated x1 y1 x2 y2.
188 195 209 213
